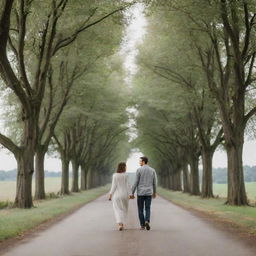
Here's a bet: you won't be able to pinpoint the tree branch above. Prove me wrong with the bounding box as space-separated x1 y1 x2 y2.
52 3 132 54
244 106 256 124
17 0 33 96
0 132 20 155
0 0 29 110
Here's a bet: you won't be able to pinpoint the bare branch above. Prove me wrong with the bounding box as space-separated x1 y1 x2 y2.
242 3 256 59
211 127 224 151
244 106 256 124
0 132 20 155
0 0 29 109
245 52 256 88
8 35 18 59
39 66 54 141
17 0 33 96
53 4 132 54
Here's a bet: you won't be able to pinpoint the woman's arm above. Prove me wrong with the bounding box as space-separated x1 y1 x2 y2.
126 174 132 198
109 174 117 200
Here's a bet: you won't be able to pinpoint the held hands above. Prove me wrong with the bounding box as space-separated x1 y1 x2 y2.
110 194 135 200
129 195 135 199
128 194 156 199
110 194 155 200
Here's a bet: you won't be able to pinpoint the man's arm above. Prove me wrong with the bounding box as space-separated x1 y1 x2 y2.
152 170 157 198
131 169 140 195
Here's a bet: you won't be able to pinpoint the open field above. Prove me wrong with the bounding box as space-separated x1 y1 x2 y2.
0 185 109 242
0 177 76 201
1 178 256 202
158 187 256 235
213 182 256 201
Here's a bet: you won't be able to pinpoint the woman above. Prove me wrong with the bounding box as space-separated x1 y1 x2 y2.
109 162 131 231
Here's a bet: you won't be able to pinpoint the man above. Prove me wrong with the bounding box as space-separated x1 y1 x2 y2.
130 156 157 231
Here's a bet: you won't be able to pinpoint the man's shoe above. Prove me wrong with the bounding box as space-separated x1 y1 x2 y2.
145 221 150 230
140 226 145 230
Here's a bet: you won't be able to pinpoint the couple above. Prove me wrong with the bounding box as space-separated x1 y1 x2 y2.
108 156 157 231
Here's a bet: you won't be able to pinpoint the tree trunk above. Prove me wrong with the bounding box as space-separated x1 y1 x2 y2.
71 159 79 192
165 171 171 189
96 172 101 187
86 168 93 189
160 171 167 188
182 163 190 193
219 94 248 205
164 173 170 189
97 171 101 187
91 170 97 188
14 148 34 208
201 148 214 198
14 113 39 208
101 173 108 185
80 164 88 190
226 142 248 205
169 175 173 189
34 146 47 200
159 173 164 187
61 155 70 195
189 156 200 195
173 171 182 191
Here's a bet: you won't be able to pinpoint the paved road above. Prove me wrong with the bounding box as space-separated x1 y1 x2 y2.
2 194 256 256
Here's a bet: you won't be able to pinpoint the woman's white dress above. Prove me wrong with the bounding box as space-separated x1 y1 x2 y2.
110 173 131 224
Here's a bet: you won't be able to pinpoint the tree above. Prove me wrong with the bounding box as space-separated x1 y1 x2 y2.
53 54 130 193
140 0 256 205
0 0 132 208
34 2 126 198
169 0 256 205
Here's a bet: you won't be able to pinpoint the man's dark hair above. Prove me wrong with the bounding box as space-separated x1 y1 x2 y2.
140 156 148 164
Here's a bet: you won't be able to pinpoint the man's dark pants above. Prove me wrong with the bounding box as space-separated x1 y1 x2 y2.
137 195 152 227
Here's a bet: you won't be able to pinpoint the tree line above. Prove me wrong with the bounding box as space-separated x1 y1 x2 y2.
213 165 256 184
0 0 133 208
0 169 60 181
1 0 256 208
134 0 256 205
3 165 256 184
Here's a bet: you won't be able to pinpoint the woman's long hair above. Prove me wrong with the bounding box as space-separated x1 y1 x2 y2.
117 162 126 173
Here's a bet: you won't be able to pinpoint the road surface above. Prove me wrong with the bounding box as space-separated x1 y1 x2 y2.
1 194 256 256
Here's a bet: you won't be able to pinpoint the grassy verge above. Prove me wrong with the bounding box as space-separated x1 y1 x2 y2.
158 187 256 235
0 185 109 242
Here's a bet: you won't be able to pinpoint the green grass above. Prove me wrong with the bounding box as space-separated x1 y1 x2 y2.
158 187 256 235
0 185 109 241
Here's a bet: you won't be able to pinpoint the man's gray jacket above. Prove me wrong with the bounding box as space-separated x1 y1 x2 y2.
132 165 157 196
